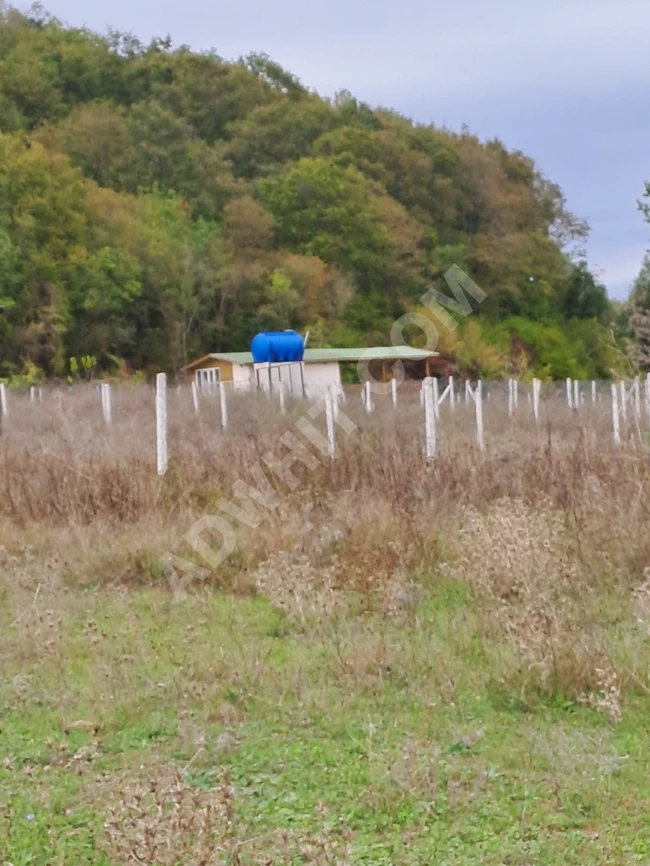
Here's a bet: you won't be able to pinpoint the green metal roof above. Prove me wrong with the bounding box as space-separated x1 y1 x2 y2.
186 346 437 369
301 347 437 363
207 352 255 365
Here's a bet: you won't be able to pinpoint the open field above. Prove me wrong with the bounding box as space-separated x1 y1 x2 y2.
2 382 650 864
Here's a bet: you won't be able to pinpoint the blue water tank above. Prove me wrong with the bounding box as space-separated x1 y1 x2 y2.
251 331 304 363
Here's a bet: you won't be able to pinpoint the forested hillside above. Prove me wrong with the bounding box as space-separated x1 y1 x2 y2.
0 5 623 379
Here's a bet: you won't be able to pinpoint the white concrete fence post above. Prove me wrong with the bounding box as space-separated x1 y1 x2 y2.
336 383 346 416
391 377 397 407
619 380 627 423
364 380 372 413
574 379 579 410
0 383 7 420
101 382 112 425
566 378 573 410
435 378 456 418
423 377 436 461
532 377 541 422
191 381 200 417
464 380 485 451
433 377 440 419
332 384 340 420
325 388 336 458
476 380 485 451
219 382 228 432
156 373 168 476
612 382 621 445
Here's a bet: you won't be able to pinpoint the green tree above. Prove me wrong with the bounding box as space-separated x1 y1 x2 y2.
0 131 88 372
226 95 337 179
259 157 424 298
563 261 609 321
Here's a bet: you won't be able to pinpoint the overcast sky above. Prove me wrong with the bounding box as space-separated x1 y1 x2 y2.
38 0 650 299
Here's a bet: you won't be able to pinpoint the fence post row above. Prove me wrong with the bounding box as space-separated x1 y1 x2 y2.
17 374 650 474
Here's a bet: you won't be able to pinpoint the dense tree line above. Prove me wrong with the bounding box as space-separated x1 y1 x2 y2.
0 5 624 380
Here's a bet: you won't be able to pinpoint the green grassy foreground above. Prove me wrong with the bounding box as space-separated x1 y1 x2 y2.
2 583 650 865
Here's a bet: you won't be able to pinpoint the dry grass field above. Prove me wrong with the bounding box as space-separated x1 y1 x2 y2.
2 381 650 864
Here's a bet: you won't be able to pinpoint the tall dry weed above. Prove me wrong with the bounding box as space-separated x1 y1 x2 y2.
251 545 419 624
441 499 618 704
103 766 352 865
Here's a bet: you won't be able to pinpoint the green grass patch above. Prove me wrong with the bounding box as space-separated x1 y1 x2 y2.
2 589 650 864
